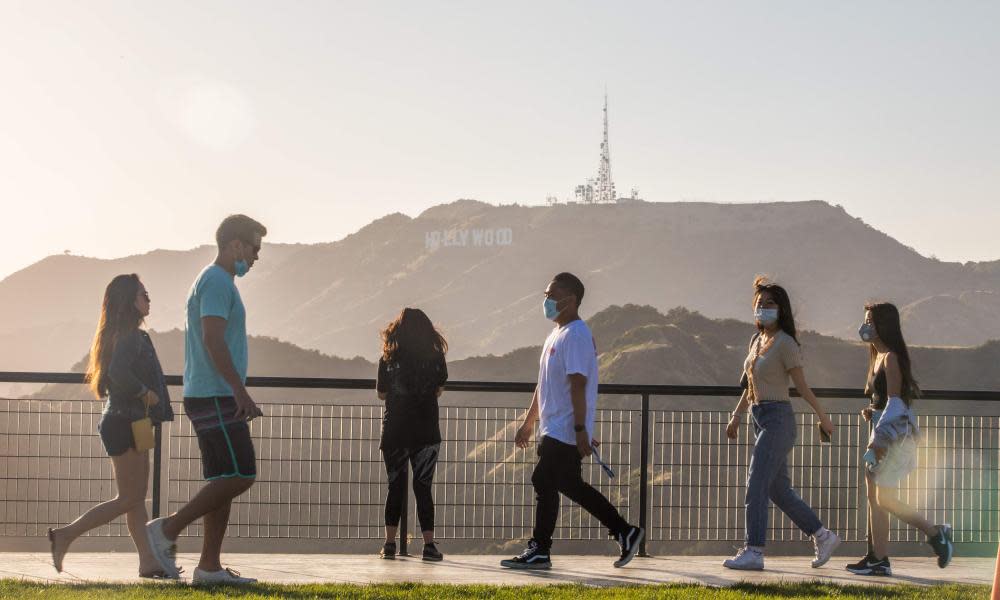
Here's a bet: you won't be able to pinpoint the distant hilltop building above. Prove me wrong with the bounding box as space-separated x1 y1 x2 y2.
548 93 641 205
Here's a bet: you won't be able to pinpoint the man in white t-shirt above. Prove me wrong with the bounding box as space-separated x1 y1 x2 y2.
500 272 644 570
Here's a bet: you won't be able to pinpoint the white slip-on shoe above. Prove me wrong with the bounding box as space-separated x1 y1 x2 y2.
144 517 180 579
811 529 841 568
192 567 257 585
723 546 764 570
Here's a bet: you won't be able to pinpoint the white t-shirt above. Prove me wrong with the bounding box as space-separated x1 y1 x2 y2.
537 319 599 445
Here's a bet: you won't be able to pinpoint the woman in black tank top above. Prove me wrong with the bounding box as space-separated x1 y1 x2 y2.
867 365 888 411
846 302 953 577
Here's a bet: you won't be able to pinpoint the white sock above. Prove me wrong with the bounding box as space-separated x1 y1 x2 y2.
814 527 831 539
748 545 765 554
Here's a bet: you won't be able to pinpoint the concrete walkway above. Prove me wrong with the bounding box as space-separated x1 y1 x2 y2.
0 553 993 588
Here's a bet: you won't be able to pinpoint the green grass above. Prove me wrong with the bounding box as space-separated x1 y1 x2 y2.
0 581 991 600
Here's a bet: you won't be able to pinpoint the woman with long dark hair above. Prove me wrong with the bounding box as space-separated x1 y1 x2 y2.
376 308 448 562
47 274 174 577
845 302 952 576
723 276 840 570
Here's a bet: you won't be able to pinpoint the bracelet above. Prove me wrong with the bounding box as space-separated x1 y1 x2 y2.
730 411 745 420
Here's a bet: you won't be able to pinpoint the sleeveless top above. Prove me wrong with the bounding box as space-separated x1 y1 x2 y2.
867 365 888 410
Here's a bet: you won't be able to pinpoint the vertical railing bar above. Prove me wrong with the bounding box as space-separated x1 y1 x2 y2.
638 393 649 556
151 423 162 518
399 461 409 555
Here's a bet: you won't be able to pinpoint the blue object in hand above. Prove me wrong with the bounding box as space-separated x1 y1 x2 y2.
591 445 616 479
863 448 878 467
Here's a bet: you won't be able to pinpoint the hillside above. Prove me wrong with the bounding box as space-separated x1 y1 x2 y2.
3 200 998 374
0 244 305 372
27 305 1000 403
898 291 1000 346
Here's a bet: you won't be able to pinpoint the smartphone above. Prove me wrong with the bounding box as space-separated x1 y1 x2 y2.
817 422 832 444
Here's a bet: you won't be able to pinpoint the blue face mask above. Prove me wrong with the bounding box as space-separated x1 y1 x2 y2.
754 308 778 326
234 260 249 278
859 323 877 342
543 297 561 320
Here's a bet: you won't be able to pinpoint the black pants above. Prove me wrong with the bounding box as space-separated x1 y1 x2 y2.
383 443 440 532
531 436 630 550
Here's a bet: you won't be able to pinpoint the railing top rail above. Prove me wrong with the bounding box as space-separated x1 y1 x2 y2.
2 371 999 401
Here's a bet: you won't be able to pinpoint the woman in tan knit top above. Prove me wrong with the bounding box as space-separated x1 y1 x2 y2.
722 276 840 571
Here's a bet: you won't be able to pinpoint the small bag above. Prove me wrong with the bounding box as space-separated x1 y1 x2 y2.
131 397 155 452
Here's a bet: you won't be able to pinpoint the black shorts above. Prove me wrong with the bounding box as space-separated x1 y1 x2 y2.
183 396 257 480
97 413 135 457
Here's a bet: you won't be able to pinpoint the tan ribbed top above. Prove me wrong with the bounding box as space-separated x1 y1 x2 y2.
743 330 803 403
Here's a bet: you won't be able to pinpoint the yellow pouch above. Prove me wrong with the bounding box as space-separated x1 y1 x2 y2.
131 400 155 452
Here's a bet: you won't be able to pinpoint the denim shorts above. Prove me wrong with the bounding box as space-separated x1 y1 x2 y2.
97 413 135 457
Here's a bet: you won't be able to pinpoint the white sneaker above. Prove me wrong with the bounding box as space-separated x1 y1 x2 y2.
723 547 764 570
192 567 257 585
144 517 180 579
811 529 841 568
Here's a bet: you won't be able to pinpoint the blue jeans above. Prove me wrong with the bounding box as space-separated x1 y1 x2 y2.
745 402 822 546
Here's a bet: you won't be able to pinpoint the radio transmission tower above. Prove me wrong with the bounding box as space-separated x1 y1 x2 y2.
572 91 640 204
594 92 616 203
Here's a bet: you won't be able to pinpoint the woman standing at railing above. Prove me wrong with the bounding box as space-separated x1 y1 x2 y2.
376 308 448 562
845 302 953 576
47 274 174 577
723 276 840 571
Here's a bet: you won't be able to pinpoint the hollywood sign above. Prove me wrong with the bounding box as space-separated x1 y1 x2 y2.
425 228 514 250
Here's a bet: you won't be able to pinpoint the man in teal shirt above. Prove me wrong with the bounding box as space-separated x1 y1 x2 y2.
145 214 265 584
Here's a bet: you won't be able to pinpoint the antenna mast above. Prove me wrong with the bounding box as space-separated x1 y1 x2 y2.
594 91 616 203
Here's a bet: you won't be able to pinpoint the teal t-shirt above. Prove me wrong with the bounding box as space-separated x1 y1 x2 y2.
183 264 248 397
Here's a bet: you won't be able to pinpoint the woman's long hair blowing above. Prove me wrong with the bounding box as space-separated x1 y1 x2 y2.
866 302 920 403
753 275 799 344
85 274 144 399
381 308 448 396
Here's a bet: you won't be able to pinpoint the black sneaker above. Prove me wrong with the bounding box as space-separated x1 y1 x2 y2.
846 555 892 576
845 551 876 572
422 542 443 562
379 542 396 560
929 524 954 568
500 539 551 570
613 525 645 568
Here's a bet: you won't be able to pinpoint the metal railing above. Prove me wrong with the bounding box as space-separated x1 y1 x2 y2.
2 372 998 556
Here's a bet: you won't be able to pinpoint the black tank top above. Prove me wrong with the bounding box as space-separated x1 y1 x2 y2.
867 365 888 410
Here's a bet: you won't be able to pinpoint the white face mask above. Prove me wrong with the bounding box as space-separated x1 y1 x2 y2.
754 307 779 326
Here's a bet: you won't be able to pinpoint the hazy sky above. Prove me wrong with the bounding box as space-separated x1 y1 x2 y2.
2 1 998 281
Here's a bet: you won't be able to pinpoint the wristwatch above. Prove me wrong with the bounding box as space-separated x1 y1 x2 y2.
574 424 585 433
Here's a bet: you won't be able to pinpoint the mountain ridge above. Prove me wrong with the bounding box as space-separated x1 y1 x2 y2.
26 304 1000 403
2 200 998 373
